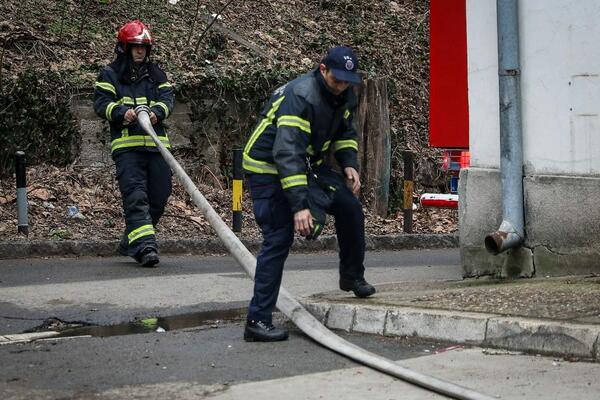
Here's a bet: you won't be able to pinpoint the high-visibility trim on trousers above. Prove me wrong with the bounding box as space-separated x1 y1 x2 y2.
128 224 155 244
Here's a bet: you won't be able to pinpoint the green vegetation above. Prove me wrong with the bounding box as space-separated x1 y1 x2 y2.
0 68 77 175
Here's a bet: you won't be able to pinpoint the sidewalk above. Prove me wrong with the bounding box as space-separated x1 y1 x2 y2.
301 275 600 362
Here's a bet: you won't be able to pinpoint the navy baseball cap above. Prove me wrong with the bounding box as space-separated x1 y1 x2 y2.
322 46 361 84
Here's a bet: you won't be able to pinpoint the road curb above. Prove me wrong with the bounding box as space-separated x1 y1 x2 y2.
301 300 600 362
0 233 457 259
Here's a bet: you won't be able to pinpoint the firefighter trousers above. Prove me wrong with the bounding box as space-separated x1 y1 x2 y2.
114 151 172 258
246 174 365 323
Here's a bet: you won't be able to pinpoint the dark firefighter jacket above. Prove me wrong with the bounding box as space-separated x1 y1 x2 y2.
243 68 359 213
93 61 174 157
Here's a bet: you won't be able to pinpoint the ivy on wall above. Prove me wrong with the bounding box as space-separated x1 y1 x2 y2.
0 68 78 176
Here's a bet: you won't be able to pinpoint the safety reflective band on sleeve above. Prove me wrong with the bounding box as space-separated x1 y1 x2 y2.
332 139 358 152
95 81 116 95
242 153 278 174
280 174 308 189
277 115 311 135
307 140 330 157
151 101 170 118
244 96 285 154
128 224 155 244
135 97 148 105
120 97 135 105
344 109 350 119
111 135 171 152
106 102 119 121
158 82 173 89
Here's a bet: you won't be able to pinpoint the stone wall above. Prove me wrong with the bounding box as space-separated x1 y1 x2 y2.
70 92 193 168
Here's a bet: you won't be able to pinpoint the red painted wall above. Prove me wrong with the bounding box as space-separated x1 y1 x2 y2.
429 0 469 149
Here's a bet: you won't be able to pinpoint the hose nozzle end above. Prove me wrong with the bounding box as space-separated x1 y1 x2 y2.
135 105 152 116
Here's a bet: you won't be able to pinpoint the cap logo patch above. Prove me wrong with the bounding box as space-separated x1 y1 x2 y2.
345 59 354 71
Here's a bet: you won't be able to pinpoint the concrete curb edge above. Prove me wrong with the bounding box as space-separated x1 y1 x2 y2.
0 233 458 259
301 300 600 362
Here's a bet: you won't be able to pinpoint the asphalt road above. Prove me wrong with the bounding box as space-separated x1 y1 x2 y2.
0 249 462 333
0 322 450 395
2 249 600 400
0 249 461 399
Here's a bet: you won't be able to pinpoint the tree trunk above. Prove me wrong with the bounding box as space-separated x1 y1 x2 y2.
355 77 391 217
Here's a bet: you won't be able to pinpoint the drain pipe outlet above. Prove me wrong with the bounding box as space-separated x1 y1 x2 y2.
485 0 525 255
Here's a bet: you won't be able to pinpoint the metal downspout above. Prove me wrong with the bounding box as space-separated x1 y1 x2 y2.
485 0 525 255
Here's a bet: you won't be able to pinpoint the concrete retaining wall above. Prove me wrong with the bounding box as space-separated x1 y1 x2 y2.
459 167 600 277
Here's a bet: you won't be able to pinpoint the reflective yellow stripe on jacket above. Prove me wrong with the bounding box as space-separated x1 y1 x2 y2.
106 102 119 121
277 115 311 135
332 139 358 152
280 174 308 189
243 96 285 174
95 81 116 95
111 135 171 153
242 154 278 174
150 101 170 117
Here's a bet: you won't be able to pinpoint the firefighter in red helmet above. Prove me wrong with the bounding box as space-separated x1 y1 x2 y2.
93 20 175 268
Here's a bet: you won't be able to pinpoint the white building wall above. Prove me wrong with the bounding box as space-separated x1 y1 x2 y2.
467 0 600 175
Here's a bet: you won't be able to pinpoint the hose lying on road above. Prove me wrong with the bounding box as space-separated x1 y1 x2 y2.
134 106 496 400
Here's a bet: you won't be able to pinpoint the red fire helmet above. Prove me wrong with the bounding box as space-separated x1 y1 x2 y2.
117 20 153 52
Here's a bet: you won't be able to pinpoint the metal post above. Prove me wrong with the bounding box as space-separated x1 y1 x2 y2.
403 151 414 233
15 151 28 236
232 149 243 232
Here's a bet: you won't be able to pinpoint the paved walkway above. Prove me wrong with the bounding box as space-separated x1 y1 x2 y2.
302 275 600 362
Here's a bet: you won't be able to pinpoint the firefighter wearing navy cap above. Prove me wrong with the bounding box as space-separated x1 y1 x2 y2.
93 20 174 268
242 46 376 342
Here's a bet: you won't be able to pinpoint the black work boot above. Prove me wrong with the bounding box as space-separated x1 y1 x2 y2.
138 247 159 268
244 320 289 342
339 278 376 298
118 233 128 256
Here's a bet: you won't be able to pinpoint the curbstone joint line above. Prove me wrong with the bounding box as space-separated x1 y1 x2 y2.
303 301 600 361
484 317 600 359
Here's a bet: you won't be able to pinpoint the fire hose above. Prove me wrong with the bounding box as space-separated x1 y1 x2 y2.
134 105 495 400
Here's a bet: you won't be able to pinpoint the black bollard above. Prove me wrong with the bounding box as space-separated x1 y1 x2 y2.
232 149 243 232
15 151 28 236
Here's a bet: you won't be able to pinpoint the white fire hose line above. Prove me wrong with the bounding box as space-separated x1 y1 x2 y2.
134 106 495 400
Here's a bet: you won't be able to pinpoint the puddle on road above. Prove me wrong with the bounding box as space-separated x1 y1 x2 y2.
33 308 247 339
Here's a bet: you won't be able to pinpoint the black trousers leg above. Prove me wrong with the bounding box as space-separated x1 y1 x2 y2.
247 180 294 323
330 186 366 282
147 152 172 226
114 151 157 258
